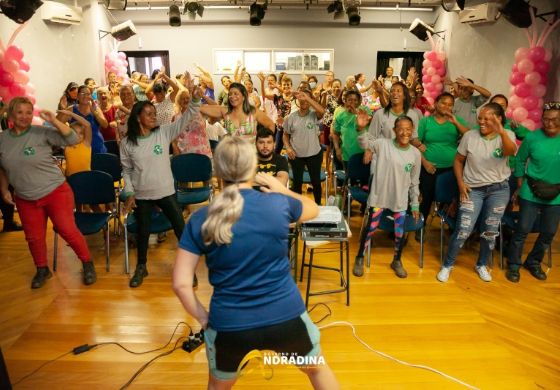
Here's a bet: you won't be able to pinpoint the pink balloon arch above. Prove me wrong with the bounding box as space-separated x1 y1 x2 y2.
0 23 42 124
421 31 446 113
508 8 559 130
104 51 129 84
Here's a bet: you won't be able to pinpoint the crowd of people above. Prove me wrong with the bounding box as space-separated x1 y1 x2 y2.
0 59 558 389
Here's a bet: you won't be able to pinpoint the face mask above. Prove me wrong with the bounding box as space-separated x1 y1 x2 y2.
309 82 317 89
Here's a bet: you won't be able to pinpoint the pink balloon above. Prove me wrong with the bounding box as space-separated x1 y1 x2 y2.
517 58 534 74
509 86 516 96
524 71 541 86
118 52 126 59
13 70 29 84
514 47 530 62
28 95 36 105
527 109 541 122
514 83 532 98
533 84 546 97
0 86 8 98
512 63 518 73
0 71 14 87
506 107 514 119
422 75 431 84
422 59 432 68
436 52 446 61
512 106 529 122
534 61 550 75
33 108 40 116
18 59 30 72
434 83 444 92
436 67 445 76
523 96 539 110
509 95 523 109
427 51 437 61
427 67 436 76
432 60 443 69
544 49 552 62
431 74 441 84
2 59 19 74
9 83 25 97
423 52 429 60
4 45 24 62
528 47 545 62
509 72 525 86
521 119 537 130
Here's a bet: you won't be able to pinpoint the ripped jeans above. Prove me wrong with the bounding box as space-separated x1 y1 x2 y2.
443 180 509 268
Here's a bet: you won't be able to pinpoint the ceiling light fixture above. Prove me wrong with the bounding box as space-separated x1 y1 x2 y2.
249 1 267 26
169 4 181 26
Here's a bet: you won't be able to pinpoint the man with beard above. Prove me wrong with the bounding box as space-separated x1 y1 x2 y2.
255 127 289 187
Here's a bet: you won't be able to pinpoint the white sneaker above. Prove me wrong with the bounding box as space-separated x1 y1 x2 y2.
437 266 453 282
475 265 492 282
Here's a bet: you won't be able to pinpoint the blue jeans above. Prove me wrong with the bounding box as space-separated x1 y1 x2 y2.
443 181 510 267
507 198 560 269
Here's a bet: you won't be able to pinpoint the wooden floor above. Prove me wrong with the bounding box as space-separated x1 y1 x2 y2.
1 204 559 390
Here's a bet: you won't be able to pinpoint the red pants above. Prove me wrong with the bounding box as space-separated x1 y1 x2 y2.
15 182 91 268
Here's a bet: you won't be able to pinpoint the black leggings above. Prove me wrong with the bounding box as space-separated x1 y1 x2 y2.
290 150 323 205
135 194 184 265
419 166 453 222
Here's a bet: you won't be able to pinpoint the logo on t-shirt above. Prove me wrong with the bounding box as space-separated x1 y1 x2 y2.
23 147 35 156
404 163 413 172
492 148 504 158
306 123 315 130
153 145 163 155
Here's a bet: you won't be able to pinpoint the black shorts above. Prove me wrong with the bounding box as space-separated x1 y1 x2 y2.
204 312 321 380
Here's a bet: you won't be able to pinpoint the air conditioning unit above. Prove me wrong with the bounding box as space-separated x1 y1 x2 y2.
41 1 82 25
459 3 499 24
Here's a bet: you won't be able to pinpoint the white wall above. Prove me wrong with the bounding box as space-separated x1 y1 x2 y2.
115 8 434 86
0 0 113 110
434 0 560 101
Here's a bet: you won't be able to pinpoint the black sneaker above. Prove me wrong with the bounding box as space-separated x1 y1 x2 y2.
505 268 520 283
523 263 546 280
31 267 52 289
2 222 23 232
353 256 364 277
129 264 148 288
390 260 408 278
83 261 97 285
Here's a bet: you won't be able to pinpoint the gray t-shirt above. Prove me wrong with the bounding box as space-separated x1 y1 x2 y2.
120 101 200 200
284 109 322 158
366 108 419 142
367 138 421 212
0 126 78 200
457 129 516 188
453 95 488 128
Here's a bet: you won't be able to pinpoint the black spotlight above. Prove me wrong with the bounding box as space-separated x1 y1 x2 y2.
249 2 266 26
327 0 344 19
0 0 43 24
346 5 360 26
169 4 181 26
501 0 536 28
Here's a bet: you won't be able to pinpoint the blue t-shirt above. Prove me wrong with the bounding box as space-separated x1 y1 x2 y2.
179 189 304 331
71 105 106 154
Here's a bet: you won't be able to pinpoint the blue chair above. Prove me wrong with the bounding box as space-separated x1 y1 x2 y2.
53 171 116 272
499 210 553 269
345 153 370 221
92 153 123 233
171 154 214 209
123 208 173 274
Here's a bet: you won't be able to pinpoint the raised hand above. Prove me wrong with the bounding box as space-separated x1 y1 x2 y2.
255 172 288 194
39 109 56 123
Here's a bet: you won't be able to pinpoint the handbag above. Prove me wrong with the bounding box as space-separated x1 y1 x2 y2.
526 175 560 201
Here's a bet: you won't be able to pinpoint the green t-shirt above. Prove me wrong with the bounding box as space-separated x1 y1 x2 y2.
515 128 560 205
505 118 529 171
333 110 365 161
418 115 467 168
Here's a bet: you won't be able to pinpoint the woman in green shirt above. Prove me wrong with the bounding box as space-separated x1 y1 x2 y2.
417 92 469 226
506 102 560 282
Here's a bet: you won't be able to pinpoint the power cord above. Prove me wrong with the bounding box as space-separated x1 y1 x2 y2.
319 321 480 390
12 321 195 387
308 302 333 324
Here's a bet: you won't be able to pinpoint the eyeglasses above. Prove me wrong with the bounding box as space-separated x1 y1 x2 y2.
542 117 559 123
